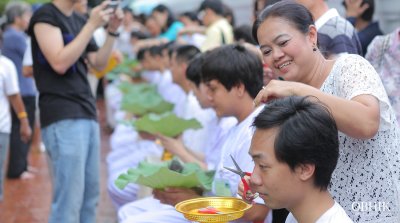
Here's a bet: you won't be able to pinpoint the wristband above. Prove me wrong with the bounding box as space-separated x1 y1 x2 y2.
108 31 120 37
17 111 28 119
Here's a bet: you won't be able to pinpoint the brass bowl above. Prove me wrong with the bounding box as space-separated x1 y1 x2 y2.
175 197 252 223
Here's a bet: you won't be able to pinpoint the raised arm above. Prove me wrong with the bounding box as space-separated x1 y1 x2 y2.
33 2 115 74
254 80 380 139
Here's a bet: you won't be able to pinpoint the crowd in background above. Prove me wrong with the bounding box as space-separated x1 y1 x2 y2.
0 0 399 223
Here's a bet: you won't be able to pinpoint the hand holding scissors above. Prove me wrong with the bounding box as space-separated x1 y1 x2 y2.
224 155 259 201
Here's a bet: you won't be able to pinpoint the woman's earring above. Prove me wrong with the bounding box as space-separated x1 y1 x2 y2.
313 43 317 52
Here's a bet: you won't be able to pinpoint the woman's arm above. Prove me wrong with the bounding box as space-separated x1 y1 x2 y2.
33 2 112 74
254 80 380 139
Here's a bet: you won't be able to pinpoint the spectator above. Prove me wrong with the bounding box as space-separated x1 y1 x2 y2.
365 27 400 126
0 29 32 201
27 0 122 222
343 0 383 56
295 0 362 58
2 1 36 180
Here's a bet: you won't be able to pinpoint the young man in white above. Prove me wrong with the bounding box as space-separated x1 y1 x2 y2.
118 44 270 223
247 96 353 223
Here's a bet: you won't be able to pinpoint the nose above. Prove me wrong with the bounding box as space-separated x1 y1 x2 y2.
272 47 284 61
249 169 262 187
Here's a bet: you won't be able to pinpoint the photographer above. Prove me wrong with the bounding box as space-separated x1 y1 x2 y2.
27 0 122 222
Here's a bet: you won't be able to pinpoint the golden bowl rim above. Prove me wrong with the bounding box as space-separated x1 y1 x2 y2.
175 196 252 216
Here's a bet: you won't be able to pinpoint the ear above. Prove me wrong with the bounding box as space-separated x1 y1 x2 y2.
295 163 315 182
235 83 246 97
307 25 318 47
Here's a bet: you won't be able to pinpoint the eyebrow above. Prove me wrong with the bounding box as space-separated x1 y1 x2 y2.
259 34 290 50
249 152 264 160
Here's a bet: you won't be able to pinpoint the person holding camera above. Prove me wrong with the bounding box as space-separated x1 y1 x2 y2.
27 0 122 222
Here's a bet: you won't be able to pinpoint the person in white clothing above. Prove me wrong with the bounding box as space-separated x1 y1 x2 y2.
0 29 32 200
107 45 214 209
118 43 270 223
244 96 353 223
253 2 400 222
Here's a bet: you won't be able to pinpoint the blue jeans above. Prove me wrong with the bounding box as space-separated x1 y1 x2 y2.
0 132 10 201
42 119 100 223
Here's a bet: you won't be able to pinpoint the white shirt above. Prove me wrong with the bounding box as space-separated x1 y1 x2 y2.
212 106 263 196
315 8 340 30
285 202 353 223
0 56 20 133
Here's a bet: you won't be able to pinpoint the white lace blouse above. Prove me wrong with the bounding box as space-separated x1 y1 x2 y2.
320 54 400 223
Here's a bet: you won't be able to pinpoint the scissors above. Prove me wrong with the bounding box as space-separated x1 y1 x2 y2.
224 155 258 201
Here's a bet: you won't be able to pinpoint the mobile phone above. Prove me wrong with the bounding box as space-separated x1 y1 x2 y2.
106 1 119 12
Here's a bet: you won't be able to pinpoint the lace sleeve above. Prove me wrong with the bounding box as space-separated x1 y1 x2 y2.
332 54 394 129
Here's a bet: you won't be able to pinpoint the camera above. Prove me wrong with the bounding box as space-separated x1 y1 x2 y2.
106 1 119 12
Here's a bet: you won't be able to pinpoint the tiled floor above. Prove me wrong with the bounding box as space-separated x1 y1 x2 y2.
0 99 117 223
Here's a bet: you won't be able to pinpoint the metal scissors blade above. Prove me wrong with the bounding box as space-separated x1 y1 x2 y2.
223 166 242 176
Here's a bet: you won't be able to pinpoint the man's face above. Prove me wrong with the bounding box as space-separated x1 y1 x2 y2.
249 128 304 210
170 52 184 84
191 82 214 109
205 80 236 117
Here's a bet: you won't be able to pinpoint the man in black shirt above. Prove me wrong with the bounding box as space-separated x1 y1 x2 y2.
28 1 122 222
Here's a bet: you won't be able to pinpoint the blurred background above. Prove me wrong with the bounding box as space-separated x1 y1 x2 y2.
1 0 399 34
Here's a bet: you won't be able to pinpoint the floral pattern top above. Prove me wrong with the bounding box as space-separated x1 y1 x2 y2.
321 54 400 223
365 28 400 126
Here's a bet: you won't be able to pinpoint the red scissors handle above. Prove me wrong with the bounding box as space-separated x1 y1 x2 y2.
241 172 254 200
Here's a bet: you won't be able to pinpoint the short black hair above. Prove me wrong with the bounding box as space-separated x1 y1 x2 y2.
199 0 224 16
186 53 205 87
202 44 263 99
234 25 257 45
174 44 201 64
252 1 314 44
180 11 201 24
130 31 150 40
148 45 163 56
137 47 148 61
253 96 339 190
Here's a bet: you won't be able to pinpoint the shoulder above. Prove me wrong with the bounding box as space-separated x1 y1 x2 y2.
320 16 356 39
29 3 58 34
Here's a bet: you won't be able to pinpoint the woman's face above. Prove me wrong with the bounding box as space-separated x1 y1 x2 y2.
257 16 315 82
152 11 168 28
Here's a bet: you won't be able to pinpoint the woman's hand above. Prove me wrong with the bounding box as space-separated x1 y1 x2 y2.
253 80 310 106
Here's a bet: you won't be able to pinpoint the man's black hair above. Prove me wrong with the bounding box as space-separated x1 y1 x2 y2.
173 44 201 64
253 96 339 190
199 0 224 16
234 25 257 45
137 47 148 61
186 53 204 87
180 11 201 24
130 31 150 40
201 44 263 99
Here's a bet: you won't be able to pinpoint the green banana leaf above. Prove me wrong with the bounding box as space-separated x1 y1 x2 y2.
120 90 174 116
106 58 141 80
118 82 156 95
132 112 202 137
115 160 215 190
